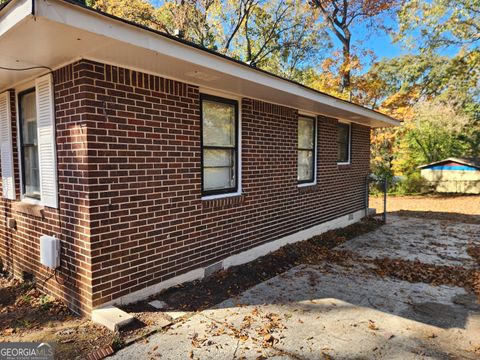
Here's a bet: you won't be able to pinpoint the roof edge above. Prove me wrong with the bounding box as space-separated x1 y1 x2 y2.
418 158 480 170
0 0 13 12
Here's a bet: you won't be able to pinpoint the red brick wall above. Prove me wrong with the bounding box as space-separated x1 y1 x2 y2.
73 60 371 307
0 63 95 315
1 59 371 313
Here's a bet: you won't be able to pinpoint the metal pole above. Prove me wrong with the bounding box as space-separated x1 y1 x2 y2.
383 178 388 223
365 175 369 217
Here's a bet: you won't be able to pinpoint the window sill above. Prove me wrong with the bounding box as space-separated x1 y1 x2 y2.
202 193 245 209
12 201 45 218
337 162 352 168
201 191 242 201
298 181 317 188
298 184 318 193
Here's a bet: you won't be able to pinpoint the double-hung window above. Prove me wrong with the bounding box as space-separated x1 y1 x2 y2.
337 122 351 164
298 116 316 184
201 94 239 196
18 89 41 199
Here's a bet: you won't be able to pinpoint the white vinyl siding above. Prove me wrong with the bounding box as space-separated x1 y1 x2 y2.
35 74 58 208
0 92 15 200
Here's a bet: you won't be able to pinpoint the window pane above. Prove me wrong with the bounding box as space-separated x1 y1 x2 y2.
202 100 235 147
204 149 233 167
24 146 40 196
338 144 348 163
21 92 37 145
20 91 40 198
298 150 313 181
338 123 350 162
298 117 314 149
338 124 349 145
204 167 234 191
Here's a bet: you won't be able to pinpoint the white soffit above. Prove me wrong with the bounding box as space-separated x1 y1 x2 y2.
0 0 399 127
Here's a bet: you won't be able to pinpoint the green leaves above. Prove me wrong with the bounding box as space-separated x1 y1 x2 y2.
397 0 480 51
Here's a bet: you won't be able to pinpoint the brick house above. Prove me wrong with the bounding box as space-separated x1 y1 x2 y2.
0 0 398 315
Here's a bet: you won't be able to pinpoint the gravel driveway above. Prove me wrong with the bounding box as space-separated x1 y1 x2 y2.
110 215 480 359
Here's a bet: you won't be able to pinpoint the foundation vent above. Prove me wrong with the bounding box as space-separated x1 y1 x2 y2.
204 261 223 278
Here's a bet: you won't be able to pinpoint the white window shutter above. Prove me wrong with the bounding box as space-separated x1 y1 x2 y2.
0 92 15 200
35 74 58 208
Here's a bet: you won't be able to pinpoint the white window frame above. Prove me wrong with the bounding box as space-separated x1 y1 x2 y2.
200 89 242 200
15 80 41 205
298 113 317 187
337 120 352 165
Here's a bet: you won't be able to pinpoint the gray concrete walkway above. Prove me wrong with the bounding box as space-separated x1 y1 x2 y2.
110 216 480 359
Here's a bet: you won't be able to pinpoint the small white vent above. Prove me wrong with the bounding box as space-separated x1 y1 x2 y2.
40 235 60 269
348 213 354 220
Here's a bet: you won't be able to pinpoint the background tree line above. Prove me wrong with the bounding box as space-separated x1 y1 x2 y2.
1 0 478 193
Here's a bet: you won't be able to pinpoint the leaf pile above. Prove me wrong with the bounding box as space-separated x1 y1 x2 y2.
192 307 287 354
369 257 480 297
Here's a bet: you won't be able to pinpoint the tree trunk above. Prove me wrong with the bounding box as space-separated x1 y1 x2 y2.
341 30 351 91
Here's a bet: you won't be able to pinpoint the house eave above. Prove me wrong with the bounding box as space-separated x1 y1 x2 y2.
0 0 399 128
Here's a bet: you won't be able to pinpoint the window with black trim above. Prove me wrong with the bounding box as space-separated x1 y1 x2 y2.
298 116 316 183
18 89 40 199
337 122 351 163
201 94 238 196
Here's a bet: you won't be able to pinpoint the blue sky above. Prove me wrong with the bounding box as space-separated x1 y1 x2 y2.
366 34 403 60
348 19 405 63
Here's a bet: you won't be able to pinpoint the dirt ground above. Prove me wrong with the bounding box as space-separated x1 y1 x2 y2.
0 276 117 359
370 194 480 216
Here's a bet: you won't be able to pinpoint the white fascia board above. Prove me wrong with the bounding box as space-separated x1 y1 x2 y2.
0 0 32 38
35 0 399 127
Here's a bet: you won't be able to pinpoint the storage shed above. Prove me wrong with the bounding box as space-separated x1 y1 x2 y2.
419 158 480 194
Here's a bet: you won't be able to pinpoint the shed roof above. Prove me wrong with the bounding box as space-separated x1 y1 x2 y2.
418 158 480 170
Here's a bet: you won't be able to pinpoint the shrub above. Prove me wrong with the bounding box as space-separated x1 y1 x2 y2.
391 172 428 195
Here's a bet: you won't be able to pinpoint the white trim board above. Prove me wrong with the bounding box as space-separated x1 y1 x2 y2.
98 208 366 310
0 0 31 38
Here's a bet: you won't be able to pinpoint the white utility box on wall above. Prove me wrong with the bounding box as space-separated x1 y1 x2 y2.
40 235 60 269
